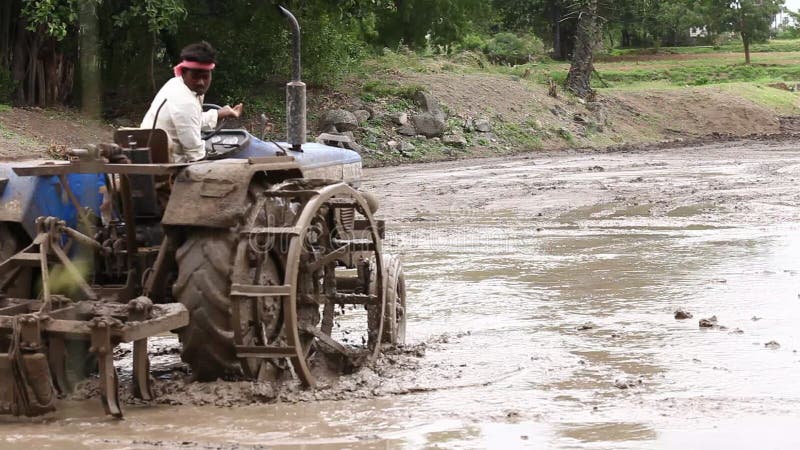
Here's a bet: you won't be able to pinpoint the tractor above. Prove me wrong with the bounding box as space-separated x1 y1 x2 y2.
0 7 406 418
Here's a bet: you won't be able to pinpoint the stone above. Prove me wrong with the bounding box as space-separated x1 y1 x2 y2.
463 118 475 133
410 113 446 138
443 134 467 148
386 140 399 151
317 109 359 132
389 112 409 126
399 141 416 153
353 110 370 125
396 124 417 136
699 315 718 328
474 118 492 132
765 340 781 349
414 91 446 120
674 308 693 320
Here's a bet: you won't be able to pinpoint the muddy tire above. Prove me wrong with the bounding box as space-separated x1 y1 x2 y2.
173 230 240 381
379 254 406 345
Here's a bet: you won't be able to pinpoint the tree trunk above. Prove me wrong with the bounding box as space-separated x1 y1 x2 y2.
79 0 101 117
552 6 562 59
148 33 156 94
743 34 751 64
566 0 600 98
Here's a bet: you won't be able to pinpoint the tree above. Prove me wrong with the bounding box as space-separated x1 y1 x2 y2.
566 0 604 98
493 0 577 60
703 0 783 64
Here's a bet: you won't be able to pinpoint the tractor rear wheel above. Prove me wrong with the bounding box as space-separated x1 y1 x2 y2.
173 230 241 381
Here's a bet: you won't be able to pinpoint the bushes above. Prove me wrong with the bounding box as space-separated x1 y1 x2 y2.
485 32 545 65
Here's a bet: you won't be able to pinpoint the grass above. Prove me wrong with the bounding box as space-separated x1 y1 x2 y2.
717 82 800 114
0 104 10 113
606 38 800 56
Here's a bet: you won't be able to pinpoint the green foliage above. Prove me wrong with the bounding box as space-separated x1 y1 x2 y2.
485 32 545 65
459 33 488 52
21 0 79 40
0 67 15 103
112 0 187 33
372 0 488 49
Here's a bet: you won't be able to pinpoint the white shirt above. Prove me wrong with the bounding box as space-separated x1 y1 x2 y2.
140 77 218 163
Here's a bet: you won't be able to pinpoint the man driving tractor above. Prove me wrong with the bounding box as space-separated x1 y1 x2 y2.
140 41 244 163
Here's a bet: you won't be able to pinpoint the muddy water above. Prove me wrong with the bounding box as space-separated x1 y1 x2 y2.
4 140 800 449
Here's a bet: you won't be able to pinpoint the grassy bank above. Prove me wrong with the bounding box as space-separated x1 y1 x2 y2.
324 39 800 166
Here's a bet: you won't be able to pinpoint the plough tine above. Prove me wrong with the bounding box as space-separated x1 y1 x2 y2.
132 340 152 401
90 318 123 419
47 336 69 394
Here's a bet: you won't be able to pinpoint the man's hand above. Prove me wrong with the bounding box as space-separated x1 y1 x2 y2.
218 103 244 119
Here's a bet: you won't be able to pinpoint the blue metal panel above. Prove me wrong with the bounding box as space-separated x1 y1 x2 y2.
231 136 361 169
0 163 104 239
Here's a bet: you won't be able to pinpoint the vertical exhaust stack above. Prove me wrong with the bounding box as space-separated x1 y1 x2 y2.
279 6 306 152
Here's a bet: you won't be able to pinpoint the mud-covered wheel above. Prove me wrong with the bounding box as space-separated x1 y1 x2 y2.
377 254 406 346
272 181 386 387
173 231 240 381
174 187 286 382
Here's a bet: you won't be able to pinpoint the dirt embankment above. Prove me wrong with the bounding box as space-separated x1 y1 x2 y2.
0 74 797 164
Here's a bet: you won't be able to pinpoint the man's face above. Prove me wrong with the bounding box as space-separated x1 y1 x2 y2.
182 69 212 95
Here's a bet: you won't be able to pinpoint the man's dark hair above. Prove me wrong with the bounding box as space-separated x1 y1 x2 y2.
180 41 217 64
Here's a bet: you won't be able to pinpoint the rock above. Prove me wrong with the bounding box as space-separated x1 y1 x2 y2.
588 165 605 172
398 141 416 153
573 113 590 124
463 118 475 133
614 377 642 389
474 118 492 132
699 315 718 328
729 328 744 334
396 124 417 136
751 316 762 321
413 91 445 120
765 340 781 349
443 134 467 148
318 109 358 132
410 113 446 138
674 308 693 320
386 140 399 151
353 110 370 125
388 112 409 126
576 322 594 331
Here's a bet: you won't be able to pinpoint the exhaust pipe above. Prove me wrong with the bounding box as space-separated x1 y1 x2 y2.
279 6 306 152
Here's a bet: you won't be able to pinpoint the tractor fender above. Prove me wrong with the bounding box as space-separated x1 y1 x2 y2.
162 159 302 228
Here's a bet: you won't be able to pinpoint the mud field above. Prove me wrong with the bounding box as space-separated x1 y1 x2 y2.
4 138 800 449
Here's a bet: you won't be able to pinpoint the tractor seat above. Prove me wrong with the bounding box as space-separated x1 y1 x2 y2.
113 129 170 164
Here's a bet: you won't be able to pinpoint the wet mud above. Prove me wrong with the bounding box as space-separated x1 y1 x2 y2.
4 138 800 448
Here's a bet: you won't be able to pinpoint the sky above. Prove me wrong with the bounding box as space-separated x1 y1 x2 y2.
787 0 800 12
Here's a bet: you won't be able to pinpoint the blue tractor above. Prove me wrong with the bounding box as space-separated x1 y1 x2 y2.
0 7 405 418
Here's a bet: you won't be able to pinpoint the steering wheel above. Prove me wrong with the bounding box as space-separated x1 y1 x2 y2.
202 103 226 140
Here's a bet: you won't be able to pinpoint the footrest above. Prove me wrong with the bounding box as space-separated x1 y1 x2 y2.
333 239 375 251
264 190 319 199
230 284 293 297
240 227 301 236
236 345 297 359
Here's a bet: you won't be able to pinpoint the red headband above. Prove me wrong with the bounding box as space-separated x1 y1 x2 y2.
174 60 216 77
